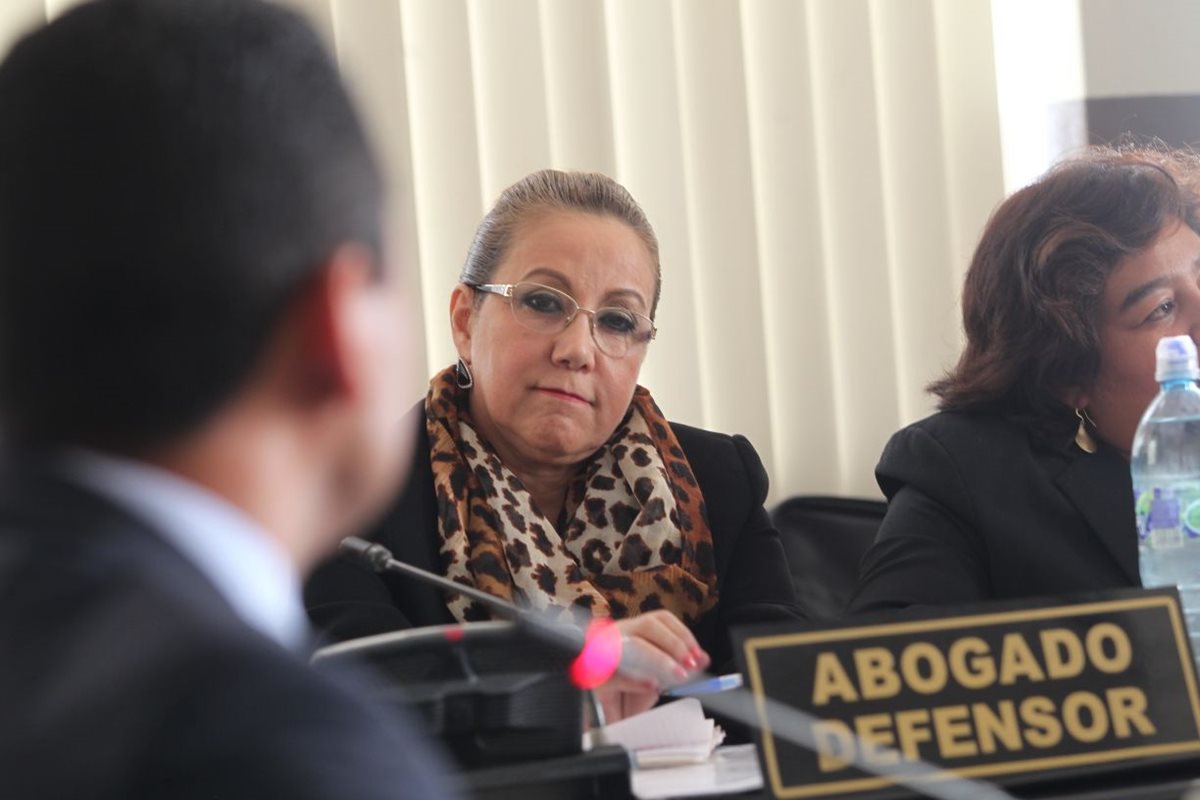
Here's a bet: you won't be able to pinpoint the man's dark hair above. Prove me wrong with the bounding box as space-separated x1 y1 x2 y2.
931 145 1200 432
0 0 383 453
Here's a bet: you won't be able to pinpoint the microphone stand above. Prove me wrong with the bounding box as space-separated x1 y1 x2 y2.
341 537 613 732
339 536 590 658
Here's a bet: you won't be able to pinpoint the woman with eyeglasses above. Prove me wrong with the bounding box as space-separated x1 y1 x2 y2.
306 169 799 720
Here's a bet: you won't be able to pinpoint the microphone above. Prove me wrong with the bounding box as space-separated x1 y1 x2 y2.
337 536 681 689
338 536 1018 800
338 536 524 618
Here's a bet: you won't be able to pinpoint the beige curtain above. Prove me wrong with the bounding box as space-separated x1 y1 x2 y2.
1 0 1010 501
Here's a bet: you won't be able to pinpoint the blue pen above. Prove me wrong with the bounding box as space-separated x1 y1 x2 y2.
665 672 743 697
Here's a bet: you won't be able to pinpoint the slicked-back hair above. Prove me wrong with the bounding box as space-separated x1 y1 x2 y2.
931 145 1200 431
0 0 383 452
459 169 662 316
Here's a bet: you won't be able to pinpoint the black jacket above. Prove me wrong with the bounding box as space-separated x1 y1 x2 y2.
849 410 1138 614
306 412 800 670
0 455 454 800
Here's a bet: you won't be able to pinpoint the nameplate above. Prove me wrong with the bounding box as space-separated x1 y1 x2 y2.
736 590 1200 798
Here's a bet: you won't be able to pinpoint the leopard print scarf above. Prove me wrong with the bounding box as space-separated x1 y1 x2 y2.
425 366 719 625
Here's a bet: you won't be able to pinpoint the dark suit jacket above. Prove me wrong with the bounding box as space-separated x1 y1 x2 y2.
305 412 800 671
0 455 455 800
849 410 1138 614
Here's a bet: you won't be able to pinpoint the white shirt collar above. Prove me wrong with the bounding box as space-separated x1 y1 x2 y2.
60 449 309 651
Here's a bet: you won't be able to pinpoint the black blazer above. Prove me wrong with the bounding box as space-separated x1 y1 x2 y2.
849 410 1139 614
306 412 800 671
0 455 455 800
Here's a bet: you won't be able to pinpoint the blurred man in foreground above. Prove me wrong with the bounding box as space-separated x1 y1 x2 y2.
0 0 453 797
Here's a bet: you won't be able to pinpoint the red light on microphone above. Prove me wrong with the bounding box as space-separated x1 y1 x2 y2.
443 626 465 643
569 618 622 689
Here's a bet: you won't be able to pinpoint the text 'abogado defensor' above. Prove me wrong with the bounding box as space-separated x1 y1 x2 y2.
737 591 1200 799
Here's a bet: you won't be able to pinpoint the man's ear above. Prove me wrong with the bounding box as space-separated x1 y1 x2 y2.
293 244 378 406
449 283 476 362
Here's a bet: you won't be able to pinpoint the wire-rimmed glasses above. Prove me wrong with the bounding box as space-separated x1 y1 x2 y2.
470 281 656 358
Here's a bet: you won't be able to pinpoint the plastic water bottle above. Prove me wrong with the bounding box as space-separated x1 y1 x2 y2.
1132 335 1200 664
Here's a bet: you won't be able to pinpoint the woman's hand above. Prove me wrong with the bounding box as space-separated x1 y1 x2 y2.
594 610 710 723
594 674 660 723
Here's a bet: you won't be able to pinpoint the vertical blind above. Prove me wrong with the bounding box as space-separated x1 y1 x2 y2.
1 0 1010 501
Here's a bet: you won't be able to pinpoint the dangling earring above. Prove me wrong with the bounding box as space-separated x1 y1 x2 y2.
455 357 474 389
1074 407 1097 454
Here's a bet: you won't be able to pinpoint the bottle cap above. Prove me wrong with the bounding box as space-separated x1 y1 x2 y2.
1156 335 1200 382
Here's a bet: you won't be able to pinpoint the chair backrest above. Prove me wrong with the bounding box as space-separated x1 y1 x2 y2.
771 495 887 620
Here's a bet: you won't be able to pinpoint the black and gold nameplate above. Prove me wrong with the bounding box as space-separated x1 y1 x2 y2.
737 590 1200 798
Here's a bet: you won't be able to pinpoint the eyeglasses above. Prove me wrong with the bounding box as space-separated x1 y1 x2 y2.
469 281 657 358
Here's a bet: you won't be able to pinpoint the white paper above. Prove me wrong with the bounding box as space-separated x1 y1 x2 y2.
631 743 763 799
584 698 724 765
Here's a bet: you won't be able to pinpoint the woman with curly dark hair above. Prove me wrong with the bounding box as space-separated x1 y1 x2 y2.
851 146 1200 613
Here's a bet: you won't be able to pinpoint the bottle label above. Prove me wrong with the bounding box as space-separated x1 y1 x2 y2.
1135 483 1200 546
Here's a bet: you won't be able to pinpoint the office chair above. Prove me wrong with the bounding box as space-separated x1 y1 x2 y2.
771 495 887 620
